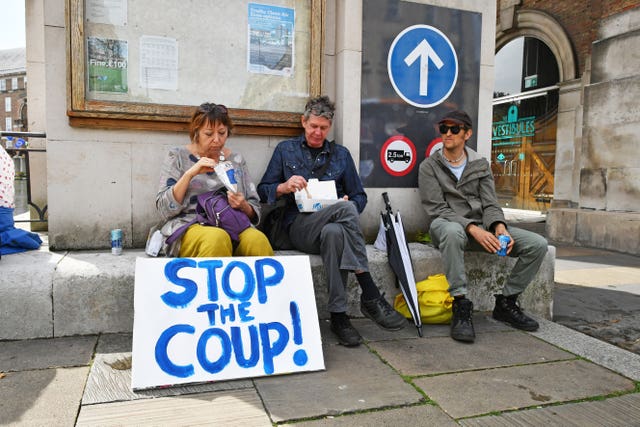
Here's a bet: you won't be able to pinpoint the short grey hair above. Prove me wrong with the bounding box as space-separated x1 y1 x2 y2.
303 95 335 121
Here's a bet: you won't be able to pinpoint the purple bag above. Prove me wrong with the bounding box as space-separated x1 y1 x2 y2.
166 190 251 245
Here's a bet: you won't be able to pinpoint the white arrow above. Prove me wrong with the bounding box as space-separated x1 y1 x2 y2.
404 39 444 97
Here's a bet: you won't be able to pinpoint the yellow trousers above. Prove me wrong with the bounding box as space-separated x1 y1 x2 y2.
178 224 274 257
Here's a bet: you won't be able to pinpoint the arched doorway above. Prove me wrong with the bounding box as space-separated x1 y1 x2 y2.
491 36 559 211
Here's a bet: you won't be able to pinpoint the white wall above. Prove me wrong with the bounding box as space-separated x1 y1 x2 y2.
33 0 496 249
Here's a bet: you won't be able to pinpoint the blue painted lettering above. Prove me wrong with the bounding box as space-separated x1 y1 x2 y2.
219 304 236 324
155 324 195 378
222 261 255 301
197 328 231 374
197 303 219 325
232 325 259 368
198 260 224 302
162 259 198 308
254 258 285 303
238 301 254 322
259 322 289 375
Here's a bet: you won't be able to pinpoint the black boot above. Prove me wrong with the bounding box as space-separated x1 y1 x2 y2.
493 294 539 331
360 293 406 331
450 297 475 342
330 313 362 347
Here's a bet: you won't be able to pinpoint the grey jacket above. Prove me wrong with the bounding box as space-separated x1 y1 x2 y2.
418 147 506 231
153 146 261 256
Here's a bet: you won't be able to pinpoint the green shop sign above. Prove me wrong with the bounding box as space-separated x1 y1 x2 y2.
492 105 535 141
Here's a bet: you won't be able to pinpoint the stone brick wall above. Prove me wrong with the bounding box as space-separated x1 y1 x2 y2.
500 1 640 76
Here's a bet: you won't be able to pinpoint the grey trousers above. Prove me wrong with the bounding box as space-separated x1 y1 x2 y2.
429 218 548 297
289 202 369 313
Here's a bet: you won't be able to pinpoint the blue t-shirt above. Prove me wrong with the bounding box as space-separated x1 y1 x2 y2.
447 158 467 180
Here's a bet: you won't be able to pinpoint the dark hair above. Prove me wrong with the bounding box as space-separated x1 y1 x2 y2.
303 95 335 121
189 103 233 142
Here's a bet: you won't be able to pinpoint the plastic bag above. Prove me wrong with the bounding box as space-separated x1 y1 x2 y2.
394 274 454 324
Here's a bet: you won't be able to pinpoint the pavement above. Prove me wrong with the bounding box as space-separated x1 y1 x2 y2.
2 222 640 426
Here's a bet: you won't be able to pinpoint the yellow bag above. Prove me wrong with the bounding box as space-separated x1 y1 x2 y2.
394 274 454 324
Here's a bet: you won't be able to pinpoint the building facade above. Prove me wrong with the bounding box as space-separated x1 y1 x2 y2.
25 0 639 254
496 0 640 254
0 48 28 137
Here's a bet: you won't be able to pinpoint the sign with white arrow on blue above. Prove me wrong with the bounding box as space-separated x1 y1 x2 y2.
387 24 458 108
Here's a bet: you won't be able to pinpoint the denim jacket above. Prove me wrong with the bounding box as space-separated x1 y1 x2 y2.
257 134 367 229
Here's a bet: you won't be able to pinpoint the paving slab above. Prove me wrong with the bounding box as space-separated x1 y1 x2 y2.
370 329 573 377
413 359 636 419
327 314 512 345
0 335 97 372
531 318 640 381
254 343 423 423
282 404 458 426
459 392 640 426
0 367 89 426
556 266 640 286
77 388 272 426
83 333 253 404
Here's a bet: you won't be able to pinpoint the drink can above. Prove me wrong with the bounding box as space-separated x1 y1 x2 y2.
111 229 123 255
497 234 510 256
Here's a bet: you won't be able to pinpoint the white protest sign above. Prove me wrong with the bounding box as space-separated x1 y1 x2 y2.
131 255 325 390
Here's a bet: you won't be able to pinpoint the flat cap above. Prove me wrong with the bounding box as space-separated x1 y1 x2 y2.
438 110 472 128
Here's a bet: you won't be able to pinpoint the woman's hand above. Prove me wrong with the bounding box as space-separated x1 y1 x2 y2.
227 191 254 219
186 156 216 178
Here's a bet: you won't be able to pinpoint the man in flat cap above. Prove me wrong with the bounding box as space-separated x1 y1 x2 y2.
418 110 547 343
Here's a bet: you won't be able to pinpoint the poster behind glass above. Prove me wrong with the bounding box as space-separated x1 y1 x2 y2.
360 0 481 187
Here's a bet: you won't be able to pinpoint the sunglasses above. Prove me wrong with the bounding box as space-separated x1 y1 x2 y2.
439 124 465 135
199 103 228 115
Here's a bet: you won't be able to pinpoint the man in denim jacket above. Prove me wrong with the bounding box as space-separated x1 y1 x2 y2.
418 110 548 343
258 96 405 346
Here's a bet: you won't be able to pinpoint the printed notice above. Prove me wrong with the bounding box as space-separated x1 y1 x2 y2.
248 3 295 76
139 36 179 91
86 0 127 26
87 37 128 93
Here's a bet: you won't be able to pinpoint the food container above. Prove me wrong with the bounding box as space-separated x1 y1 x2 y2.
295 179 340 212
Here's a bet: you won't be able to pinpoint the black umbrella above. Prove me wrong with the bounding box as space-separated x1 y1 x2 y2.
380 192 423 337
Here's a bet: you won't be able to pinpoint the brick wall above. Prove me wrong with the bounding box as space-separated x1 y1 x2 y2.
0 74 27 132
500 1 640 75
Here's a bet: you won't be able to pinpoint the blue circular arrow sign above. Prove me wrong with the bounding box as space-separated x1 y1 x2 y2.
387 25 458 108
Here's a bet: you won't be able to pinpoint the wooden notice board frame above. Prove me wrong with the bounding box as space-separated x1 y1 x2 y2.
66 0 323 135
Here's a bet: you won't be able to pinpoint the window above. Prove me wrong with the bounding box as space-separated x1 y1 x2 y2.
5 117 11 131
4 97 10 112
0 80 5 91
11 78 18 91
492 37 560 211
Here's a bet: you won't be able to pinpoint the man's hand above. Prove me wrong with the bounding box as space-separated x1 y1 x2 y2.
276 175 307 198
493 223 514 255
467 224 502 254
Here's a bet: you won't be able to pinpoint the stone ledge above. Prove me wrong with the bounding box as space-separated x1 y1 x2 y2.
0 244 555 339
547 208 640 255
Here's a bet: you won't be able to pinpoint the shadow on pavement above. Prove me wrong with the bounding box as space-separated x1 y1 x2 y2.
554 283 640 355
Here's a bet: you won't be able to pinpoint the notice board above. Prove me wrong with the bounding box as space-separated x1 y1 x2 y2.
67 0 323 135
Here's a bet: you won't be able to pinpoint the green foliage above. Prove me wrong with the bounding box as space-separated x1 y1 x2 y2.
415 231 431 244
